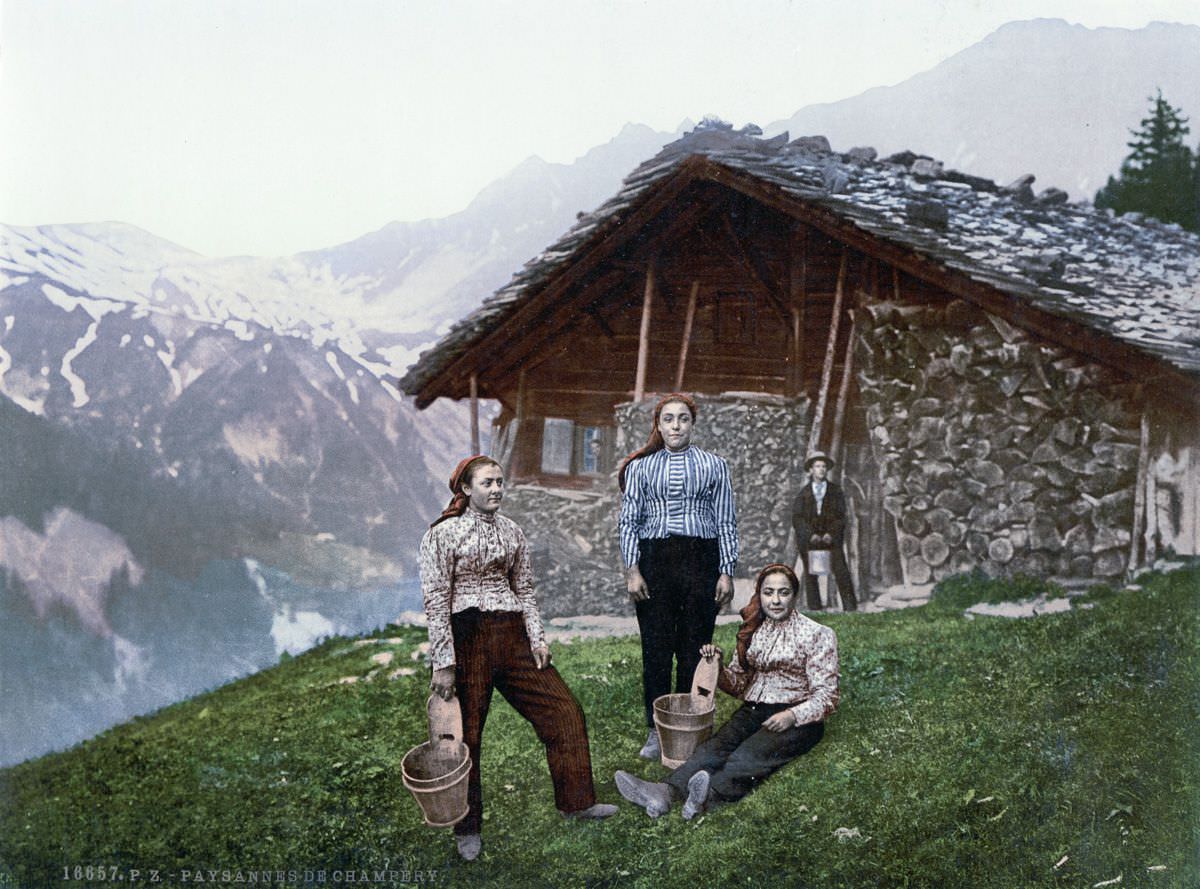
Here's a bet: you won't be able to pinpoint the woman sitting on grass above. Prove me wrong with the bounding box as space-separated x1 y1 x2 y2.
614 563 838 819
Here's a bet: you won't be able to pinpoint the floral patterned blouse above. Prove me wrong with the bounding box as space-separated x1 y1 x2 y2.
721 610 840 726
418 509 547 670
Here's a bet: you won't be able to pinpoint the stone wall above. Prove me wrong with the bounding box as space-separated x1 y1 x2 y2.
855 299 1142 582
503 392 810 617
500 485 624 618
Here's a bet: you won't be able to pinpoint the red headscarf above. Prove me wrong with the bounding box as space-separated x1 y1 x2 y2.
616 392 699 491
430 455 500 528
732 563 801 672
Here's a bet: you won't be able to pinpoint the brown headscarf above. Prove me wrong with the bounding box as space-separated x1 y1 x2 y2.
430 455 500 528
616 392 699 491
732 563 801 672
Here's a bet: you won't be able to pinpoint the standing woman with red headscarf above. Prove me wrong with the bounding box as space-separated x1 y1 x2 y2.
418 455 615 862
617 393 739 760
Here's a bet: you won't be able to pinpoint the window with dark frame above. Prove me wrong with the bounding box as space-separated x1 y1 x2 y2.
540 418 613 476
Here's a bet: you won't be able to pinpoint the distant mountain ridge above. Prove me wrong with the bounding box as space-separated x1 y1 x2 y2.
765 19 1200 198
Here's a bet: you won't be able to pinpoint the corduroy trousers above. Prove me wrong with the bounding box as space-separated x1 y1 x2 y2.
665 701 824 804
634 535 721 727
451 609 597 835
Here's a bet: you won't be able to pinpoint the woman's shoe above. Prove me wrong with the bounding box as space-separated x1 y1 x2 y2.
456 833 481 861
614 770 671 817
561 802 619 820
638 728 661 760
681 770 710 820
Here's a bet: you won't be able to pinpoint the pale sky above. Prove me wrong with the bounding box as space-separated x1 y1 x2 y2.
3 0 1200 257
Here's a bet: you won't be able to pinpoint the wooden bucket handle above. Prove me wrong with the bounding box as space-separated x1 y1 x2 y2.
427 694 464 745
691 653 721 699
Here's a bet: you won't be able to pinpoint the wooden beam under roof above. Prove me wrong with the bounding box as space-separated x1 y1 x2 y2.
585 305 616 339
719 213 790 323
634 260 655 402
444 185 731 399
472 267 635 395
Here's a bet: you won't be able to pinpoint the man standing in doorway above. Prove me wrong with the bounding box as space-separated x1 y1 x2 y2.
792 452 857 612
618 393 738 760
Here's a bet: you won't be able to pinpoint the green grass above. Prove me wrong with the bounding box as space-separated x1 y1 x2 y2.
1 566 1198 889
927 569 1071 612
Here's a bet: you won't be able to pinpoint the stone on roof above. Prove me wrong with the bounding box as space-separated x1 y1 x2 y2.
399 122 1200 396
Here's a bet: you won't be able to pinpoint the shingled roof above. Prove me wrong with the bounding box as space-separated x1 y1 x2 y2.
398 122 1200 398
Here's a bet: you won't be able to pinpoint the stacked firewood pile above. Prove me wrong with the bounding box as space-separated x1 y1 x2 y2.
855 298 1141 582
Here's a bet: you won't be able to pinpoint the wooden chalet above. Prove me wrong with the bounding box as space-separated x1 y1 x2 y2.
399 122 1200 606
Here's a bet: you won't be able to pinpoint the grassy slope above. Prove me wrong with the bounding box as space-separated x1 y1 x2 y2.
1 567 1197 889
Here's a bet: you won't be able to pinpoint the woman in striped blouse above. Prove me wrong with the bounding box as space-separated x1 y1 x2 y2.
617 393 739 760
614 563 838 819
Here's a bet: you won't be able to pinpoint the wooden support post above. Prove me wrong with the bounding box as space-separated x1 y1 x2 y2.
870 476 884 583
1128 407 1151 575
893 515 911 588
674 280 700 392
830 312 857 464
809 248 848 454
634 263 655 402
892 266 901 302
787 225 807 397
790 308 802 396
1188 446 1200 556
501 369 528 476
1145 462 1159 565
488 415 504 460
469 373 480 455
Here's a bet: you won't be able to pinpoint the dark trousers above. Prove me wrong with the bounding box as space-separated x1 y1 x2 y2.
451 609 596 835
799 547 857 611
635 536 720 727
665 701 824 804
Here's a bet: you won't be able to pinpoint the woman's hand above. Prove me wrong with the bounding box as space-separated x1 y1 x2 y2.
763 710 798 732
430 666 456 701
699 644 723 661
626 566 649 602
531 645 552 669
714 574 734 607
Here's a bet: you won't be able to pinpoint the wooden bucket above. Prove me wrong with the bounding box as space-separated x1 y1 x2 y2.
652 655 720 768
401 695 471 828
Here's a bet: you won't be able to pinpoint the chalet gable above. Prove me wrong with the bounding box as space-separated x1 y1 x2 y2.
399 122 1200 426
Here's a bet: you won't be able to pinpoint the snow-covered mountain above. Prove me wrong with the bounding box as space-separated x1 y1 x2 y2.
0 224 476 766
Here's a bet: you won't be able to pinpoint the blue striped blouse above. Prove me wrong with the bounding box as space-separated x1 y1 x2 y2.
618 446 739 575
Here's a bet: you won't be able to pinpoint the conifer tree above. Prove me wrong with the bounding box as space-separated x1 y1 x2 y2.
1095 91 1198 232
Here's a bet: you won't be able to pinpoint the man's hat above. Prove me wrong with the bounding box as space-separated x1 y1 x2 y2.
805 451 834 471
